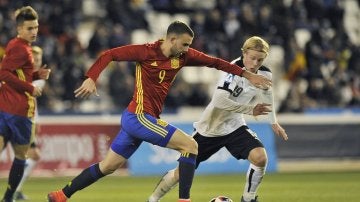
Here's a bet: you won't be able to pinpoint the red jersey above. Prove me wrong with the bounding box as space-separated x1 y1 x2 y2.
87 40 244 118
0 37 37 117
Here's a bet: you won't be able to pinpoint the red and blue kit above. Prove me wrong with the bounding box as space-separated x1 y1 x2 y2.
87 40 243 118
86 40 244 157
0 37 39 145
0 37 38 118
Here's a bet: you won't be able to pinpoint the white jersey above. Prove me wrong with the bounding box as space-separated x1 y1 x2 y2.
194 57 276 137
32 79 46 122
33 79 46 90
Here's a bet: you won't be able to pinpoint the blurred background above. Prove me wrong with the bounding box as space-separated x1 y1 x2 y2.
1 0 360 176
0 0 359 114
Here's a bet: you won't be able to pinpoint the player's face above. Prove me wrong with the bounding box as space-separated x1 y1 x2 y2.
17 20 39 43
243 49 267 73
170 33 193 57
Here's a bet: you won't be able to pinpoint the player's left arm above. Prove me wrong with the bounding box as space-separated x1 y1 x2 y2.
212 88 255 114
260 71 288 140
186 49 271 89
33 64 51 80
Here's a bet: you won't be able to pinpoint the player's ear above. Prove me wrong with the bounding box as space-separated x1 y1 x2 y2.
16 25 22 33
168 34 177 44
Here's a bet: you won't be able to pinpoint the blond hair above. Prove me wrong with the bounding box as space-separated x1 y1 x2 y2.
241 36 269 55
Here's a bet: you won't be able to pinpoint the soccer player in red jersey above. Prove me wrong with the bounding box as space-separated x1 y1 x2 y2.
47 21 271 202
14 46 47 201
0 6 50 202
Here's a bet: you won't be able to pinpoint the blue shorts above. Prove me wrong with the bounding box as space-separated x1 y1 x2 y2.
0 111 34 145
111 109 177 159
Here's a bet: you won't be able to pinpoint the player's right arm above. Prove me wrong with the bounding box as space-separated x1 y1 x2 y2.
212 88 271 115
86 44 147 82
211 74 271 115
0 69 34 93
75 44 147 98
74 77 98 99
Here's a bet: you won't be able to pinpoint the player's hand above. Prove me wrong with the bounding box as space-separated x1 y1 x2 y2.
32 86 42 97
271 123 288 141
74 77 99 98
242 70 272 89
253 103 272 116
38 65 51 80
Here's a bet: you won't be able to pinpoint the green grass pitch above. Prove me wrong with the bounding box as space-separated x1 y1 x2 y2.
1 171 359 201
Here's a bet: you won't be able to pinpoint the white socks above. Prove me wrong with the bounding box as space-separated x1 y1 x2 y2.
148 169 179 202
16 158 37 192
242 164 266 201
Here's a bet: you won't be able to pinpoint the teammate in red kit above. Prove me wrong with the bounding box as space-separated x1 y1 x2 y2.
14 46 47 201
0 6 50 202
47 21 271 202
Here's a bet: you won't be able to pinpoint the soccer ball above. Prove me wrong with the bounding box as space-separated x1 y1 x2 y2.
209 195 233 202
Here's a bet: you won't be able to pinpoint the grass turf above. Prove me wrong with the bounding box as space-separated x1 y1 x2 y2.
1 171 359 201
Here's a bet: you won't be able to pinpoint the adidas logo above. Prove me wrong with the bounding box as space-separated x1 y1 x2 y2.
151 61 158 66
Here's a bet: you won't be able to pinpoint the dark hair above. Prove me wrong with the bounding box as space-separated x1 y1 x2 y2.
166 21 194 37
15 6 38 26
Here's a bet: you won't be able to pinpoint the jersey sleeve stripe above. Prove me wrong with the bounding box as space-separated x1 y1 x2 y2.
16 69 26 81
135 63 144 114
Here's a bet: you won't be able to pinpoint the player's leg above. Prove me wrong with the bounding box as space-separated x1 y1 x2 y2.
0 113 9 151
0 136 5 151
117 110 197 202
147 168 179 202
63 149 127 196
148 132 224 202
15 143 41 200
1 113 32 202
165 129 198 202
241 147 267 202
24 145 41 179
225 126 266 202
2 143 29 201
48 128 134 202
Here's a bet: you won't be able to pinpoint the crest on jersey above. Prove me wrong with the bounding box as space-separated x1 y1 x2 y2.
224 73 234 83
157 119 168 127
171 58 180 69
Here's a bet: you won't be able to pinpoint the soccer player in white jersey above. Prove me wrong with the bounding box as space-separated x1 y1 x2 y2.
147 36 288 202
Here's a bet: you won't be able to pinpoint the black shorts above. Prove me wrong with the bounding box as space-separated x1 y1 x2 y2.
193 125 264 168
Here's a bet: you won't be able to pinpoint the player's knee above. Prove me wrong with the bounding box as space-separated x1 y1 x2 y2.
248 147 268 167
184 137 198 155
252 155 267 167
